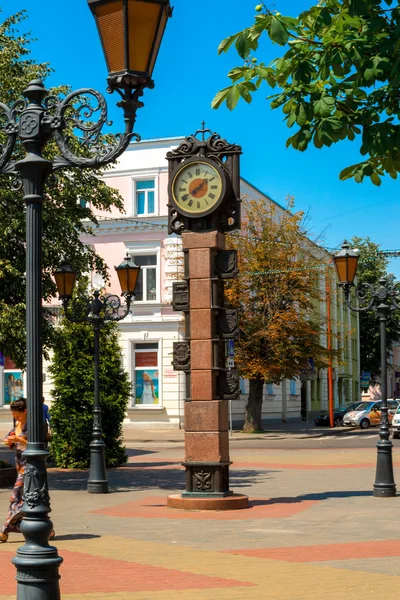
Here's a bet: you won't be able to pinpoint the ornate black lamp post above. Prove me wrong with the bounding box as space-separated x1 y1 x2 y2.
334 241 397 498
0 1 172 598
54 256 140 494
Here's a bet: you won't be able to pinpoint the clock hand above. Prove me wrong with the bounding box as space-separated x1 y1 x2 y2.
190 178 208 197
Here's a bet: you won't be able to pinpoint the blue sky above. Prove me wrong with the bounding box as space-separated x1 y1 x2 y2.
5 0 400 274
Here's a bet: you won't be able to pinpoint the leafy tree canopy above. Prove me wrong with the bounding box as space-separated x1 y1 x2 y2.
351 236 400 380
228 198 331 382
0 11 125 367
213 0 400 186
227 198 335 431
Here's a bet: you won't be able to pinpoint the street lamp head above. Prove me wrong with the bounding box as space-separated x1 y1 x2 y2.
54 264 77 300
115 254 141 295
88 0 173 90
333 240 359 286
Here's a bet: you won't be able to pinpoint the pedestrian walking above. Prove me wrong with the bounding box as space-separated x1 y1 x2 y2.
0 397 54 543
0 398 28 542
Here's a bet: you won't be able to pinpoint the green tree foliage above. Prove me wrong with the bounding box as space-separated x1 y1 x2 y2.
49 316 130 468
351 236 400 381
0 11 124 367
213 0 400 185
227 198 333 431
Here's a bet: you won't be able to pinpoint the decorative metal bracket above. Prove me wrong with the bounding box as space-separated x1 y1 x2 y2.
340 278 400 313
0 78 145 179
62 290 133 324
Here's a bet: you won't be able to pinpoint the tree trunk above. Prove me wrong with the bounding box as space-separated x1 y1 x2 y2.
243 376 265 432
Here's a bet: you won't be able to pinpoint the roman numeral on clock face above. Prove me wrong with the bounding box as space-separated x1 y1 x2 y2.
209 193 216 200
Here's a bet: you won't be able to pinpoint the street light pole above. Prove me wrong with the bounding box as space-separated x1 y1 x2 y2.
0 2 172 597
375 302 396 496
90 315 107 493
54 260 140 494
334 242 397 498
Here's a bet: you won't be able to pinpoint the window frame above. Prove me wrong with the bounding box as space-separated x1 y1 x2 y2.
125 242 161 304
132 175 158 217
128 340 163 409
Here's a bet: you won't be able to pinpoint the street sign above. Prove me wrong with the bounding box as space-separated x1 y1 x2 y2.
360 371 370 387
227 340 234 369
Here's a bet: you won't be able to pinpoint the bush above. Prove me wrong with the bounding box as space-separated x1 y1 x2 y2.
49 319 130 468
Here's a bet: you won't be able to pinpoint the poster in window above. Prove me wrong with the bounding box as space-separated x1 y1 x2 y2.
135 370 159 405
4 372 24 405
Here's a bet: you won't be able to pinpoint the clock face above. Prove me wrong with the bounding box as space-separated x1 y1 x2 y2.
172 160 224 216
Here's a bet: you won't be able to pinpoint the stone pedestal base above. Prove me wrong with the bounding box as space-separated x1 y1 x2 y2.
167 493 249 511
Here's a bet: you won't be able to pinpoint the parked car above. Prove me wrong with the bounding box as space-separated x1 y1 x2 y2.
343 400 399 429
390 404 400 439
314 402 362 426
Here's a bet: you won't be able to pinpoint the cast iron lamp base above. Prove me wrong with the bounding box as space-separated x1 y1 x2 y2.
87 440 109 494
373 440 397 497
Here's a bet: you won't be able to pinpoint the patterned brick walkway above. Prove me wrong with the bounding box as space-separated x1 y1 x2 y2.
1 443 400 599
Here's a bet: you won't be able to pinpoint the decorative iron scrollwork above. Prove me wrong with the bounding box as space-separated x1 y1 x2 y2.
172 341 191 371
341 278 400 313
23 465 51 510
62 290 132 324
167 129 241 160
194 469 212 491
0 78 146 178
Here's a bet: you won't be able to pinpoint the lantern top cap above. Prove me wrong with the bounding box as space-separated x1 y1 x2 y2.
116 254 139 270
54 263 77 274
334 240 359 258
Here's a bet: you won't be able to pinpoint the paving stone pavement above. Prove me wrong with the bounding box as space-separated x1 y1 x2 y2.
1 443 400 598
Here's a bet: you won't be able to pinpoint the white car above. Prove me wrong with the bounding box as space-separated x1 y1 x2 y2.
342 401 378 429
392 405 400 439
343 399 399 429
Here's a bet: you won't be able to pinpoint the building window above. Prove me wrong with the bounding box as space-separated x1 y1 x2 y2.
290 380 297 395
77 197 87 209
135 179 155 215
134 255 158 302
266 383 273 395
133 343 160 407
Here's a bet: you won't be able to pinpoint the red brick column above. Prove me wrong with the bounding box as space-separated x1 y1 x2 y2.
167 232 248 510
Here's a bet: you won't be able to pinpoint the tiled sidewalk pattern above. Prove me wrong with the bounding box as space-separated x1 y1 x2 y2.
1 444 400 598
